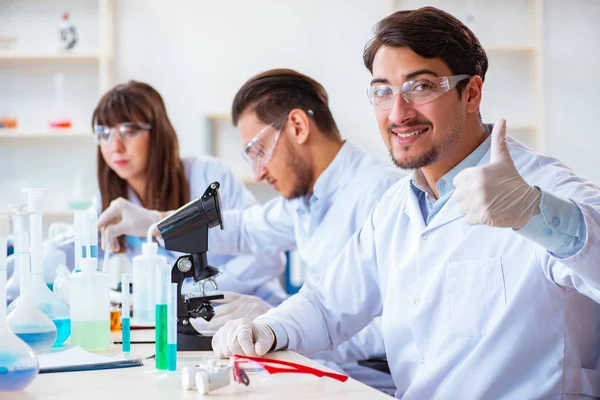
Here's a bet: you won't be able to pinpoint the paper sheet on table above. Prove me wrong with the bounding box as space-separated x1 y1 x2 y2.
38 346 142 373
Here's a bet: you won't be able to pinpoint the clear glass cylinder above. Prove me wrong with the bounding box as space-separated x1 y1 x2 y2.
167 282 177 371
132 243 165 325
155 261 170 370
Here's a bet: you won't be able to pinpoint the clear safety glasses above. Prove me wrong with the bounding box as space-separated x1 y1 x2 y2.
241 119 286 172
93 121 151 146
231 355 348 387
367 74 471 110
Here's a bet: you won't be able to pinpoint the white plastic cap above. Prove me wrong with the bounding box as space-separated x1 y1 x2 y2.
195 368 230 394
22 188 45 213
80 258 98 273
142 242 158 256
195 371 210 395
0 215 10 237
181 367 196 390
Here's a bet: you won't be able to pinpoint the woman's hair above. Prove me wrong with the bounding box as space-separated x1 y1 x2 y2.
92 80 190 250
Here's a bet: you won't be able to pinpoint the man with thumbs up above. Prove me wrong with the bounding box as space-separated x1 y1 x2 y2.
212 7 600 399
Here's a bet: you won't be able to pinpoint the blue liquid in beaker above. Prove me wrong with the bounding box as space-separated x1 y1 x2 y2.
52 318 71 347
15 330 57 353
0 354 38 392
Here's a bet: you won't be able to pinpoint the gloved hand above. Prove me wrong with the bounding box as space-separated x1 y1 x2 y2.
97 198 162 251
212 318 275 358
453 119 541 228
194 292 272 331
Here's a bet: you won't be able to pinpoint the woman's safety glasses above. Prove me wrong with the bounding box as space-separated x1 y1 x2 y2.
231 354 348 387
93 121 151 146
367 74 471 110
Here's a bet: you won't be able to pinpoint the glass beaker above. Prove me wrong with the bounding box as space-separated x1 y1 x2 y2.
0 214 39 392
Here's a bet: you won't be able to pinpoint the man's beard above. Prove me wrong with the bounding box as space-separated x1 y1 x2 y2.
283 137 312 199
389 142 440 170
388 114 461 170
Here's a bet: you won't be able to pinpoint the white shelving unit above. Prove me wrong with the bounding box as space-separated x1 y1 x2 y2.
205 113 261 184
387 0 544 151
0 52 101 61
0 129 92 139
205 113 277 204
0 0 115 228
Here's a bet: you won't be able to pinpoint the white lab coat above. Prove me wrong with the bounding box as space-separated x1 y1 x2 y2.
210 142 402 393
258 137 600 399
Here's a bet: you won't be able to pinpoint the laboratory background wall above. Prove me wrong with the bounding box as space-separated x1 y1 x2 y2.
1 0 599 235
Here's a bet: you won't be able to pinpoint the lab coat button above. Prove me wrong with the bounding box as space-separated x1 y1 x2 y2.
552 217 561 227
413 298 420 306
420 356 426 364
544 228 553 237
421 234 428 241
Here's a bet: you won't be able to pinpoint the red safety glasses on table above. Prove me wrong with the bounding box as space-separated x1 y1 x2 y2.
231 354 349 387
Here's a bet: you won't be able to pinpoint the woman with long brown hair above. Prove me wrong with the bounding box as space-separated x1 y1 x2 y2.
92 80 286 309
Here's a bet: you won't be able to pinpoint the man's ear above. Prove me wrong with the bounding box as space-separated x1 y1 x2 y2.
287 109 311 145
465 75 483 115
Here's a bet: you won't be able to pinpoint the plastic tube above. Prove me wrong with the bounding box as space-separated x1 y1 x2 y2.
147 223 157 244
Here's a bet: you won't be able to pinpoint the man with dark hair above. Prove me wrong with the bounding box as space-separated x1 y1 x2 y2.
204 68 401 393
213 8 600 398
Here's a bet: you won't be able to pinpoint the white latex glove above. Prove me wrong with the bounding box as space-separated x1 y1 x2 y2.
453 119 541 228
97 198 162 251
212 318 275 358
196 292 272 331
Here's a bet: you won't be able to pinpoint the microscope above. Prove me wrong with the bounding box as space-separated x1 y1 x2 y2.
157 182 224 351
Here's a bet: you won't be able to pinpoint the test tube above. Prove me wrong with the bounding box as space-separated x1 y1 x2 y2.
121 274 131 354
73 209 84 271
167 282 178 371
155 262 170 370
86 208 98 258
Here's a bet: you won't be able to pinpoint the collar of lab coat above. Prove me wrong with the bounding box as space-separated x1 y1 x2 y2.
406 124 495 232
303 140 357 209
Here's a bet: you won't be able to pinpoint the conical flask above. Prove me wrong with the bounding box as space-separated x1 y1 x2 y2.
8 190 71 347
0 214 39 392
7 212 57 354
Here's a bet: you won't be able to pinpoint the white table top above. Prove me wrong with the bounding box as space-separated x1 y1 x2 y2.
12 329 392 399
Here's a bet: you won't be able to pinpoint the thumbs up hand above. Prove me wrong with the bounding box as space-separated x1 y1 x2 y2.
453 119 541 228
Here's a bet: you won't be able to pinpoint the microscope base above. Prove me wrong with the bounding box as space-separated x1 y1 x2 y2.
177 332 213 351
